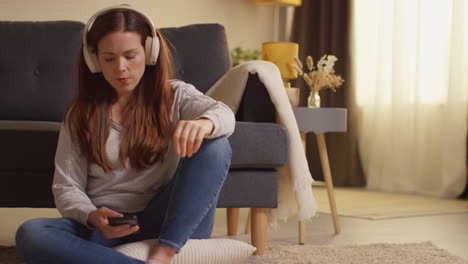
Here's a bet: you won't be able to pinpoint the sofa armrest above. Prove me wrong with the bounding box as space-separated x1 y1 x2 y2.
229 121 288 168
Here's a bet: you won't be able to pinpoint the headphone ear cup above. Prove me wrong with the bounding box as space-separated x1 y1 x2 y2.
145 36 153 65
83 45 101 73
90 53 101 72
145 36 160 65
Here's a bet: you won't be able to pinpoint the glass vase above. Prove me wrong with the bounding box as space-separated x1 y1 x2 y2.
307 91 321 108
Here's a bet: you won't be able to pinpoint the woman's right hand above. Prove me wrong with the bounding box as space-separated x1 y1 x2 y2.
87 207 139 238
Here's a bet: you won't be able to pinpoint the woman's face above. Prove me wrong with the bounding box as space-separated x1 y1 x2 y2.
97 31 146 98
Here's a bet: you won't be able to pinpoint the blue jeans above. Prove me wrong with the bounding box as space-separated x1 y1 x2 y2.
15 137 231 264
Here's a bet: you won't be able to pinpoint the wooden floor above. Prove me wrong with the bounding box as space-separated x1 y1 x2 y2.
211 208 468 261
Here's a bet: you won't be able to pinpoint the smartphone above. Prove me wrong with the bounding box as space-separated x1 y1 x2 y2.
108 214 139 226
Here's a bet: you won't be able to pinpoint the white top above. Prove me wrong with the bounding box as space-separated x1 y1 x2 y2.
52 80 235 226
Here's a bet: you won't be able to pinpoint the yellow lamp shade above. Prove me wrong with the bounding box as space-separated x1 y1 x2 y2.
254 0 302 7
262 42 299 79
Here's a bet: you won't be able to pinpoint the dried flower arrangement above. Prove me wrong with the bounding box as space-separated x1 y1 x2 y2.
292 55 344 107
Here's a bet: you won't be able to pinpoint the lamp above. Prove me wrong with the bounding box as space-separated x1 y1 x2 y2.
262 41 300 106
262 41 298 79
253 0 302 41
253 0 302 7
254 0 302 106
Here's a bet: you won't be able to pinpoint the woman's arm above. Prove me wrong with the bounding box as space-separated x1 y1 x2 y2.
172 118 214 158
53 125 140 237
52 124 97 226
176 81 235 138
172 81 235 157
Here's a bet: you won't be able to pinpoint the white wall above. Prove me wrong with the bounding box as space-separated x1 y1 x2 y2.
1 0 276 52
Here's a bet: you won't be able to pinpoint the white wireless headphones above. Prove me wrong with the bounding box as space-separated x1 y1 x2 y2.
82 5 160 73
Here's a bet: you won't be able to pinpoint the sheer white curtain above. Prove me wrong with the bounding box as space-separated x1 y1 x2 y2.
351 0 467 198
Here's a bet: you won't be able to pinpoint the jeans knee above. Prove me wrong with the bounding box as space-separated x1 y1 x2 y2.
16 218 47 249
202 136 232 163
16 218 72 247
16 218 42 240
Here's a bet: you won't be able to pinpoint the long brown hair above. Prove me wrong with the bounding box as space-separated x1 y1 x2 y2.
65 9 174 172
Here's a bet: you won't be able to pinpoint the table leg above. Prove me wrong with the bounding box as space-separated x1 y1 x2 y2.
298 220 306 244
316 133 341 234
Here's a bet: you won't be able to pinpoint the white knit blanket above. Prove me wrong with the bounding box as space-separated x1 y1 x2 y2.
206 61 318 226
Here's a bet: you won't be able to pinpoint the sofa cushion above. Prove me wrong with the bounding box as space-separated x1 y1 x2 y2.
0 121 60 171
0 21 84 122
161 24 230 94
0 121 59 207
228 121 288 168
114 239 256 264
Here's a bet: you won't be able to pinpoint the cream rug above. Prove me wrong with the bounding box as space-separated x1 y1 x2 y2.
245 242 467 264
313 186 468 219
2 242 466 264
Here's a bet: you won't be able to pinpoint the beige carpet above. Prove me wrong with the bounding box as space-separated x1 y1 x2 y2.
245 242 467 264
2 242 466 264
313 186 468 219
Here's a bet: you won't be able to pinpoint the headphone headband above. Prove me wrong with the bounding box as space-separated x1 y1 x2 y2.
82 5 160 73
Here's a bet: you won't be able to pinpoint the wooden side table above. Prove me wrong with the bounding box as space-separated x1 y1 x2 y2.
292 107 347 243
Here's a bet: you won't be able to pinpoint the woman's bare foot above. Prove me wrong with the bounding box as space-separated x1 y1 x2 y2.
148 244 175 264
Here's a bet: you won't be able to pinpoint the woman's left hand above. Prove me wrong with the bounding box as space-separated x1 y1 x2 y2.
173 118 214 158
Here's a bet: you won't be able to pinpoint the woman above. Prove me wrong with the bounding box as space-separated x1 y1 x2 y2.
15 5 235 264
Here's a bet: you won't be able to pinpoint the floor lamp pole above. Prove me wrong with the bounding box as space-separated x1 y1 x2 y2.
274 6 280 41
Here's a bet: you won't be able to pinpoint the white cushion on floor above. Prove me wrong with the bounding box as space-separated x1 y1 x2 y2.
114 238 256 264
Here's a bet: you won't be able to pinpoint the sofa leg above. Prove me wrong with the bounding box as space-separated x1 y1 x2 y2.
251 208 269 256
244 208 251 234
227 208 240 236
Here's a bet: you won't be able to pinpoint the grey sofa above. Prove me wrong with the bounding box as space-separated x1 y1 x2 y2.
0 21 288 254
